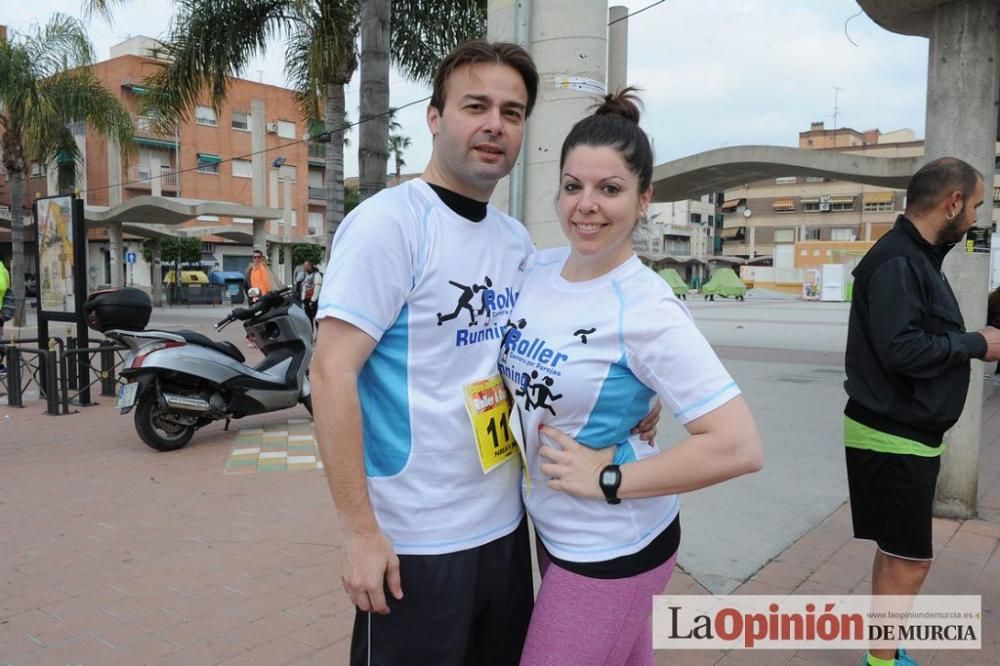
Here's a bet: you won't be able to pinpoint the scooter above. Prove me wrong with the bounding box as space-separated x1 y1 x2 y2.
92 287 313 451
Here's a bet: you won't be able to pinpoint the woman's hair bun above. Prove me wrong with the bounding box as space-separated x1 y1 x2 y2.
593 86 643 124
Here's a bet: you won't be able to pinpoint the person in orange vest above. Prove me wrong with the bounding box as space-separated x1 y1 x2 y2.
244 248 275 302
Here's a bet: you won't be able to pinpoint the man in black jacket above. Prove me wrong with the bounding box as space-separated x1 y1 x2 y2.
845 157 1000 666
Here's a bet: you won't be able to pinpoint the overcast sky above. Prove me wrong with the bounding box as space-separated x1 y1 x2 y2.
9 0 928 178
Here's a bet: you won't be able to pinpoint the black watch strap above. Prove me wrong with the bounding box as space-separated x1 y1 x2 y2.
599 464 622 505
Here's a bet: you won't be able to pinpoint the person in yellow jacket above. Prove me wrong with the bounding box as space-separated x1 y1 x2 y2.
0 259 15 377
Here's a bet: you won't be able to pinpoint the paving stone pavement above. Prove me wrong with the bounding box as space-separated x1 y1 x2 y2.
1 302 999 664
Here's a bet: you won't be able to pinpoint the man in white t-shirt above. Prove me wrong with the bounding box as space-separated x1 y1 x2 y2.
311 41 540 665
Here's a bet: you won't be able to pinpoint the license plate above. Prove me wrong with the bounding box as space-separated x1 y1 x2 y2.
117 382 139 409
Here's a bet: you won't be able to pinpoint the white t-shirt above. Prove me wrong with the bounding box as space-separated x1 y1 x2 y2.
499 248 740 563
317 179 534 555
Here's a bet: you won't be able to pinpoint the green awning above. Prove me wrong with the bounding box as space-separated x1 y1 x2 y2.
134 136 178 150
122 83 148 95
197 153 222 164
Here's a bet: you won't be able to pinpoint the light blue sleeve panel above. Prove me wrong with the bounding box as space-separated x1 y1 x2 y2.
316 189 420 343
622 281 740 425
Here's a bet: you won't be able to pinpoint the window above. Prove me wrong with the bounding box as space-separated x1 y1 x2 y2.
805 176 825 183
30 162 45 178
864 201 894 212
829 196 856 212
805 229 821 240
801 198 820 212
232 159 252 178
195 105 217 126
231 111 249 130
233 217 253 224
775 176 796 184
774 229 796 243
278 164 297 182
690 213 702 225
308 212 323 235
832 228 856 241
278 120 296 139
197 215 219 222
196 153 221 174
708 215 714 226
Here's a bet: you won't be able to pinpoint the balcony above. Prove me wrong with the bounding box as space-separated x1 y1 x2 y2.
125 165 178 192
308 186 326 202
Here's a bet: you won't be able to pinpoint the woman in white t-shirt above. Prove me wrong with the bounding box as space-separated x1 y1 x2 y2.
501 90 764 665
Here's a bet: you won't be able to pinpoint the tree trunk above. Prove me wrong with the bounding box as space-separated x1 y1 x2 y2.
324 79 347 256
357 0 391 202
9 171 27 327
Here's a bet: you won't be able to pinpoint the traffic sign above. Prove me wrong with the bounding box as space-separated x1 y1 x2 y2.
126 251 137 264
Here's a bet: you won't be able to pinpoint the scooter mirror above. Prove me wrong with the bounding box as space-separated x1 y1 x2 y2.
248 287 261 298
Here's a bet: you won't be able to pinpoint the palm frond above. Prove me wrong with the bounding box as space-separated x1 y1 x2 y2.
20 14 96 78
390 0 486 82
140 0 294 126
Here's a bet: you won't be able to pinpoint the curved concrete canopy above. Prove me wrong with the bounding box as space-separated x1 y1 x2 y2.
650 145 920 202
856 0 946 36
84 195 283 226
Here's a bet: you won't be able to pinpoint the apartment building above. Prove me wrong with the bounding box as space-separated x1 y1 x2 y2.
719 122 1000 267
3 36 324 286
633 195 717 286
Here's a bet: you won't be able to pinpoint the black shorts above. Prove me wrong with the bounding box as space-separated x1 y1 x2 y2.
845 447 941 560
351 517 533 666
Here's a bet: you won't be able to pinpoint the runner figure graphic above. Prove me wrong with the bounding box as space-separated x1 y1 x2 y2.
516 370 562 416
437 276 493 326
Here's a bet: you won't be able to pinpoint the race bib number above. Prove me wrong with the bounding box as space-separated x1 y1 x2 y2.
463 375 520 474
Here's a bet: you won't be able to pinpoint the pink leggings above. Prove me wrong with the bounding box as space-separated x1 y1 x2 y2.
519 549 678 666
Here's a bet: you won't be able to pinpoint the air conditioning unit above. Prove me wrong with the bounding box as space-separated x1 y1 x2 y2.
818 203 831 212
266 122 279 133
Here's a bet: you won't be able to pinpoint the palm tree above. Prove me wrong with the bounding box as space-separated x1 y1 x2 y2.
387 133 411 182
0 14 134 324
87 0 486 243
357 0 390 202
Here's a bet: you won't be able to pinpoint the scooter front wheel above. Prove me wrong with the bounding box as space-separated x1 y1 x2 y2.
135 391 195 452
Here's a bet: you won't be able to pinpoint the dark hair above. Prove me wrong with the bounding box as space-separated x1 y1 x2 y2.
905 157 983 215
559 87 653 191
430 40 539 118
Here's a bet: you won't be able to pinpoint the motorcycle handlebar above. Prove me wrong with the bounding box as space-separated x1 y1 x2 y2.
215 287 293 330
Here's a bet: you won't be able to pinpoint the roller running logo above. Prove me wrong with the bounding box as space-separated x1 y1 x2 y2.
436 275 518 348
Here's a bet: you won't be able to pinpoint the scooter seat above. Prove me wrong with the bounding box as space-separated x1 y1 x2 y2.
174 329 246 364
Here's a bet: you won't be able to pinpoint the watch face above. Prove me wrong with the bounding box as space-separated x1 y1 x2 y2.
601 469 617 485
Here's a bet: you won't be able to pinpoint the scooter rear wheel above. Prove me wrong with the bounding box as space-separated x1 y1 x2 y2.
135 391 195 451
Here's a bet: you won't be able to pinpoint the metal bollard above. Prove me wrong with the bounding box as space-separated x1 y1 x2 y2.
66 337 78 391
44 350 60 416
5 347 22 408
100 342 117 397
58 349 71 414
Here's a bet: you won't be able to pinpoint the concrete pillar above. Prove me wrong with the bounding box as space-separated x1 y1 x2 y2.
108 222 124 287
607 6 628 93
150 238 162 307
864 221 872 241
748 221 756 258
924 0 1000 518
252 218 266 250
251 98 266 208
150 155 162 198
489 0 608 248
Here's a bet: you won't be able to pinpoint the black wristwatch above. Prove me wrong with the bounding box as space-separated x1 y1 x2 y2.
599 464 622 505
